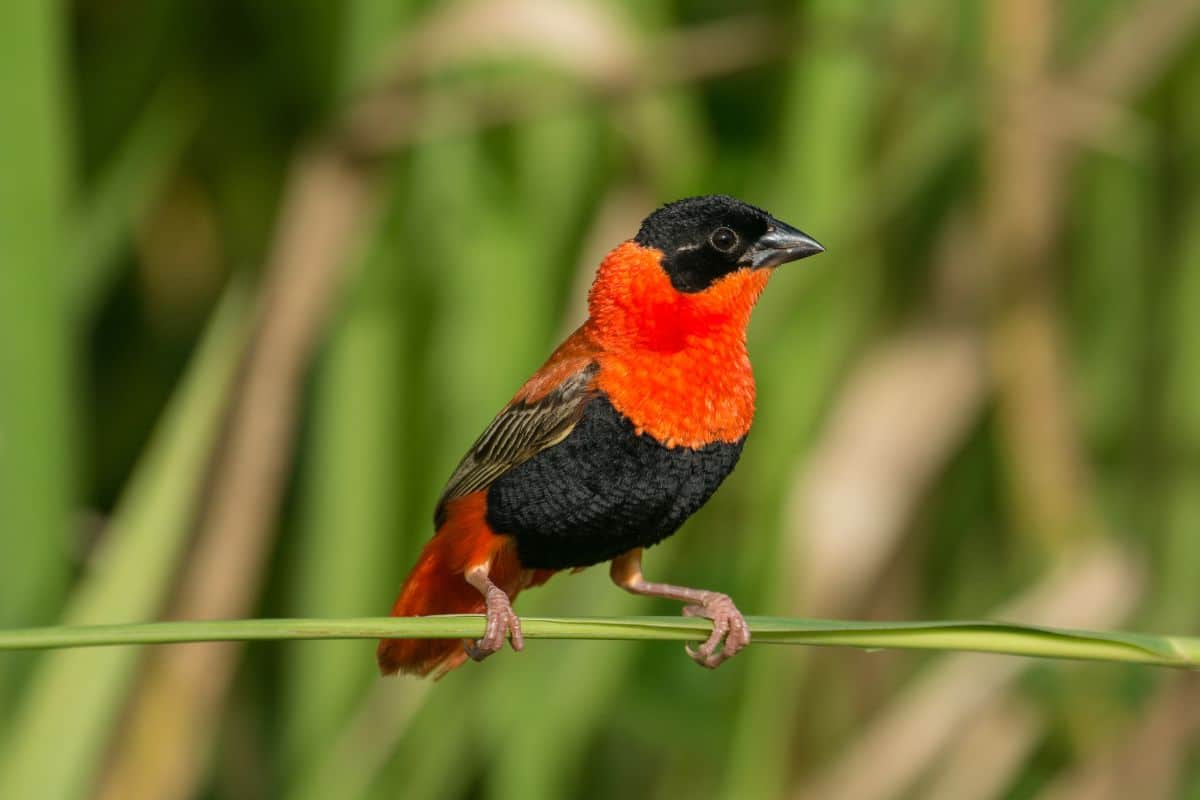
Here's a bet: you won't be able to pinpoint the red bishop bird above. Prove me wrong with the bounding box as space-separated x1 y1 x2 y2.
377 195 824 678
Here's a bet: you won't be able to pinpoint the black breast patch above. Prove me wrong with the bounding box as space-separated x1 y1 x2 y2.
486 394 745 569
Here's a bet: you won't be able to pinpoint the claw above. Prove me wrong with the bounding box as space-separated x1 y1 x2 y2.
682 594 750 669
463 585 523 662
609 550 751 671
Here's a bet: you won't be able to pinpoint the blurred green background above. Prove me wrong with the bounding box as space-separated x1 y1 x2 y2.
2 0 1200 798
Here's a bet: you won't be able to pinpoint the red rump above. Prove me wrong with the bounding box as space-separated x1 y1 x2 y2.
376 492 553 678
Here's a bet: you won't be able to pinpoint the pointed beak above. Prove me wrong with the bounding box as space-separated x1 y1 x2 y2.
744 218 824 269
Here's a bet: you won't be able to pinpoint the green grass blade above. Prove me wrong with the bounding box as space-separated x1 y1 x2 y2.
0 0 73 706
0 285 252 800
0 616 1196 668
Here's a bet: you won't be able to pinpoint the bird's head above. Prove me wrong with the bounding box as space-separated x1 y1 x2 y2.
633 194 824 292
587 195 823 351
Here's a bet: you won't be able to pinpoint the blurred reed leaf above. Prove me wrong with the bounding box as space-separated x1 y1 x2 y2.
280 0 415 770
0 285 252 800
338 0 418 92
1070 154 1148 447
282 223 410 771
0 0 73 709
1160 199 1200 629
513 108 603 261
68 82 200 321
410 119 561 475
1166 200 1200 449
623 89 713 198
364 686 480 800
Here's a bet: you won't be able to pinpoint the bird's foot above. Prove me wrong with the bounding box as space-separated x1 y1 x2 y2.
682 593 751 669
463 585 523 662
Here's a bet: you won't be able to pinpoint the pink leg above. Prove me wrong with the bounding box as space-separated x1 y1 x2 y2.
462 566 523 662
610 549 750 669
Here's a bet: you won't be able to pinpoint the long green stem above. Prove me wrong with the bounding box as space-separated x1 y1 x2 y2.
0 617 1196 668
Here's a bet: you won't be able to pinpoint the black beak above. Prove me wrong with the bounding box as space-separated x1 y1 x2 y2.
744 218 824 269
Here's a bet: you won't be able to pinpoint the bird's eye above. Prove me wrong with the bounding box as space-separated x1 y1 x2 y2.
710 227 737 252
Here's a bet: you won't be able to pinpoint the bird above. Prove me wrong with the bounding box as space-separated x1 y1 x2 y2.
377 195 823 678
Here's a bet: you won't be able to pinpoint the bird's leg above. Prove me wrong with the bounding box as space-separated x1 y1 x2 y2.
610 549 750 669
462 565 523 662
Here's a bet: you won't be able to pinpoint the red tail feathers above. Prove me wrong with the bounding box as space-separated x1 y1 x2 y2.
376 492 552 678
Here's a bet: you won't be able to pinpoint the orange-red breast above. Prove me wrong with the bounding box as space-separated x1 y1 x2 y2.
377 195 823 678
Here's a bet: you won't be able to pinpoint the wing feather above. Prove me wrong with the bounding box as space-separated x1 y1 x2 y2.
434 361 598 526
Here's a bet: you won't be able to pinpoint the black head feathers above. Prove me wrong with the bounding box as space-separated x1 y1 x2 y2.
633 195 823 292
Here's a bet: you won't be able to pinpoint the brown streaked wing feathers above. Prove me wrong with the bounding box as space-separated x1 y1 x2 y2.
434 362 598 527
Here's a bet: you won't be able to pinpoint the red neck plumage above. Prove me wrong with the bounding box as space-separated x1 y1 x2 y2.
585 242 766 353
583 241 768 448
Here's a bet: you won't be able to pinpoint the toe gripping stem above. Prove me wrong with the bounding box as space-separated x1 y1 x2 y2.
610 549 750 669
463 566 523 662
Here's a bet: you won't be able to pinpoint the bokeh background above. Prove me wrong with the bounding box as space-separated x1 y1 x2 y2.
3 0 1200 798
